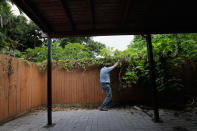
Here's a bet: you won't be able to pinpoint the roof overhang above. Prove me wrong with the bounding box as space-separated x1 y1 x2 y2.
13 0 197 37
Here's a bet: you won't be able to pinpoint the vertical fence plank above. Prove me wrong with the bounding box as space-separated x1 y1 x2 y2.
16 61 21 114
0 55 9 121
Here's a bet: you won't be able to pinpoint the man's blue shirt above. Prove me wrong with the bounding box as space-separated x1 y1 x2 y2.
100 66 114 83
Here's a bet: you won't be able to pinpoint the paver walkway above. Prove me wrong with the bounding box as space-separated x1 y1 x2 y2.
0 108 197 131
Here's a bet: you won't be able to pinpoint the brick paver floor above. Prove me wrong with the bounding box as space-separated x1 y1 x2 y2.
0 108 197 131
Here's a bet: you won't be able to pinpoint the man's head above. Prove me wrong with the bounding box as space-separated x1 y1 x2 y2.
105 62 111 67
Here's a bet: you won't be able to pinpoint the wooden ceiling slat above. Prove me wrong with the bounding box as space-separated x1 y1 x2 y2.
59 0 76 31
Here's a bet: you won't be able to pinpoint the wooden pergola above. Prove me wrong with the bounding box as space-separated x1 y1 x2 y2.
13 0 197 125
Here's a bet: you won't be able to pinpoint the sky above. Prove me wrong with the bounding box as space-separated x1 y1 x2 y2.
11 3 29 20
92 35 134 51
11 4 134 51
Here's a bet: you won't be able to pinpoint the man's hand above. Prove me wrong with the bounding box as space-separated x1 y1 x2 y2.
113 61 119 68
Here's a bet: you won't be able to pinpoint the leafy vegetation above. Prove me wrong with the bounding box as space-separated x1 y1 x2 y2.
115 34 197 92
59 37 105 56
0 1 43 51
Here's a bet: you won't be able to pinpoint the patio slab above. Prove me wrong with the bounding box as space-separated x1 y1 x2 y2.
0 108 197 131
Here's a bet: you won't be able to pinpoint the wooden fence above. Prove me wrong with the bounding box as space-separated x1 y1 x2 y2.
0 55 43 122
1 55 196 122
41 66 150 105
0 55 150 122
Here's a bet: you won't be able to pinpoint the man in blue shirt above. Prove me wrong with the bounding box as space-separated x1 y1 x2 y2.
99 61 119 111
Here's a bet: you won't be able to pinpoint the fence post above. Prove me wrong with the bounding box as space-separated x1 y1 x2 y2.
145 34 160 122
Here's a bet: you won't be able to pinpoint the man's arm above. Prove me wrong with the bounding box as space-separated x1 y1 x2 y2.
113 61 119 68
104 61 119 73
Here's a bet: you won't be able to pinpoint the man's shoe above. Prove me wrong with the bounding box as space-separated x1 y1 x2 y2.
99 108 108 111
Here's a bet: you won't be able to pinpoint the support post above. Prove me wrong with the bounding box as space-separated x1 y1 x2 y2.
146 34 160 122
47 37 52 125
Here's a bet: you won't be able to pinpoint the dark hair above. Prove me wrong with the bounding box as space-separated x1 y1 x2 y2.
105 63 111 66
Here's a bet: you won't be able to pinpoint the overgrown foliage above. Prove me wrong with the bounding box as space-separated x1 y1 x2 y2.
115 34 197 92
59 37 105 56
0 1 43 51
25 42 93 62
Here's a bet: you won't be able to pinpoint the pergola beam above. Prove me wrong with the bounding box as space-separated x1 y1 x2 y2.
59 0 76 31
47 27 197 37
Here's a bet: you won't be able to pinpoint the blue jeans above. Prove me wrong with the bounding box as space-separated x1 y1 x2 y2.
100 83 112 109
